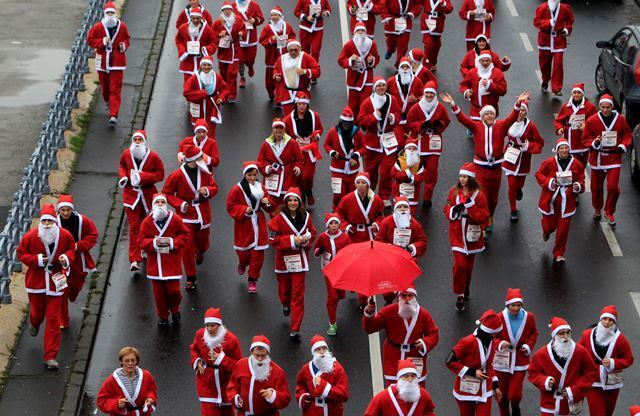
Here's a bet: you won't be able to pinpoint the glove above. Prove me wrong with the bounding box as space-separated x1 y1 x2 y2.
465 197 472 205
130 170 141 187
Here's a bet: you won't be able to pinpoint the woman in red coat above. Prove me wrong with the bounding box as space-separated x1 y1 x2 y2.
443 163 489 311
458 0 494 50
183 57 230 136
97 347 157 415
459 34 510 78
268 188 316 341
226 161 275 293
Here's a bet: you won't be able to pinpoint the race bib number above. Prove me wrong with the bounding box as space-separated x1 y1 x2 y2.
95 54 102 70
410 357 424 377
492 350 511 371
265 174 280 191
504 146 521 164
310 3 322 16
568 400 583 415
474 8 486 21
244 21 254 30
380 131 398 149
393 228 412 247
399 183 415 199
569 114 585 130
218 36 231 49
156 237 171 254
276 34 288 49
556 170 572 186
187 40 201 55
52 273 68 292
605 371 623 385
189 102 201 118
331 177 342 194
601 130 617 147
284 254 303 272
297 136 311 146
394 17 407 32
356 7 369 20
429 135 442 151
425 18 437 31
460 375 481 394
466 224 482 242
320 252 332 269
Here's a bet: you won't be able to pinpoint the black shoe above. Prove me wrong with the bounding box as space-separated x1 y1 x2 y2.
283 306 290 317
516 189 523 201
542 232 550 241
310 78 317 85
289 331 301 342
541 82 548 92
172 312 181 323
30 325 39 337
158 318 169 327
464 287 470 300
512 405 521 416
510 210 519 223
455 296 465 311
422 200 432 209
195 254 204 265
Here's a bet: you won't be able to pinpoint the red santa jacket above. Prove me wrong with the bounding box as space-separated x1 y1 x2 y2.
578 326 634 391
57 212 98 274
226 182 276 251
175 22 217 74
420 0 453 36
387 74 424 124
313 230 351 269
17 227 76 297
273 52 321 105
581 111 633 170
338 38 380 91
443 187 489 254
375 215 427 258
492 308 539 374
458 0 494 41
406 101 450 155
210 16 245 64
459 49 510 78
294 0 333 32
447 334 498 403
533 2 574 52
284 110 324 164
178 134 220 169
162 165 218 229
324 125 365 175
363 304 439 383
357 94 404 154
364 385 436 416
138 211 188 280
259 21 297 67
257 134 304 197
414 64 437 86
183 70 230 126
553 98 597 154
88 20 130 72
118 149 165 213
233 1 265 47
380 0 422 34
347 0 380 35
528 342 598 415
535 155 585 218
190 327 243 405
227 357 291 415
175 5 214 28
336 190 385 242
96 368 157 416
295 360 349 415
268 211 316 273
501 118 544 176
390 151 426 207
459 67 507 119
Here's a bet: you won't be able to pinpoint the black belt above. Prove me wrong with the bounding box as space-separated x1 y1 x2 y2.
285 86 306 91
387 339 413 350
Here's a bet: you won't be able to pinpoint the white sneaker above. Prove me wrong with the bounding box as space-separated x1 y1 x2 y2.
553 256 566 264
45 359 59 370
129 261 141 271
108 116 118 125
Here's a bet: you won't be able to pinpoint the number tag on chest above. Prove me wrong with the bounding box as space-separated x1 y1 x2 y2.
284 254 303 272
331 177 342 194
569 114 585 130
601 131 617 147
504 146 521 164
492 350 511 371
429 135 442 151
605 371 623 385
460 375 481 394
394 17 407 32
399 183 415 199
556 170 572 186
466 224 482 242
187 40 201 55
265 174 280 191
357 7 369 20
218 36 231 49
52 273 68 292
393 228 412 247
320 252 332 269
425 18 437 31
189 102 201 118
95 54 102 70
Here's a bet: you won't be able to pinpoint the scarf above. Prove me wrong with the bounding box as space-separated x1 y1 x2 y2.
336 122 357 154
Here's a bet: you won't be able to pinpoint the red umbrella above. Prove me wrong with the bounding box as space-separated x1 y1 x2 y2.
323 240 422 297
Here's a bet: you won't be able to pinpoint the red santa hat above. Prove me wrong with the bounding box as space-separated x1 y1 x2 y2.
408 48 424 65
200 56 214 67
310 334 328 353
478 50 492 60
152 193 167 205
270 6 284 16
324 212 341 227
242 160 259 175
284 187 302 202
396 359 418 378
476 309 503 334
398 57 411 69
474 34 489 44
131 130 147 142
220 1 233 11
193 119 208 133
57 194 74 211
250 335 271 353
599 94 614 106
600 305 618 322
183 144 203 162
549 316 571 338
353 21 367 35
190 6 203 17
479 105 496 118
295 91 310 104
204 307 223 325
629 405 640 416
355 172 371 186
340 106 354 121
287 39 301 49
400 284 417 296
373 77 386 89
405 138 418 150
272 118 285 128
394 196 410 210
40 204 57 222
104 2 117 13
519 101 529 114
571 83 585 95
553 137 570 152
459 162 476 178
423 81 437 95
504 288 523 306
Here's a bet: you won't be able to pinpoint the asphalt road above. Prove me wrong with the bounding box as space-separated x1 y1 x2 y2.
81 0 640 414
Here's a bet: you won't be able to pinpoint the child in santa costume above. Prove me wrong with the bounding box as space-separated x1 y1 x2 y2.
420 0 453 71
458 0 494 51
175 7 217 84
259 6 297 101
176 0 214 28
232 0 264 88
379 0 421 67
211 2 246 102
272 40 321 115
390 140 426 214
178 119 221 172
459 34 510 78
294 0 332 62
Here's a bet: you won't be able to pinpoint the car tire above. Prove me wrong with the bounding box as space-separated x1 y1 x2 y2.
595 63 608 95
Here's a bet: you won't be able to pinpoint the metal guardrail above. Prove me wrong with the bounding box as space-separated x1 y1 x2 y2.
0 0 106 304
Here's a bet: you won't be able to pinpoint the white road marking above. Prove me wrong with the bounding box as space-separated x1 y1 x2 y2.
337 0 350 44
520 32 533 52
599 220 623 256
535 70 543 83
505 0 519 16
630 292 640 318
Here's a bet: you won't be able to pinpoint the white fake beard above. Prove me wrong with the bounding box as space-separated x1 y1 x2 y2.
548 0 560 10
398 298 419 319
203 325 227 349
399 69 413 85
38 223 59 246
250 355 272 381
354 34 371 55
151 205 168 221
270 19 284 33
222 13 236 28
312 351 335 374
189 22 201 37
476 63 494 79
420 97 437 114
393 211 412 229
508 120 526 139
397 378 420 403
405 149 419 167
196 159 211 174
200 70 214 85
103 15 118 28
594 322 616 347
130 143 147 160
552 336 574 359
371 93 386 110
248 181 264 200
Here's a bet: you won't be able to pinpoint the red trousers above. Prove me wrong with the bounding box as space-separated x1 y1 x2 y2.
496 371 526 416
541 210 572 257
347 86 372 119
239 45 258 74
300 30 323 62
330 172 357 210
590 168 621 216
586 387 619 416
125 204 147 263
421 155 440 202
265 67 275 98
182 224 211 278
506 175 527 212
150 279 182 319
538 50 564 92
298 158 316 196
452 251 476 295
385 32 411 67
475 165 502 216
219 61 239 100
324 276 345 324
456 397 492 416
236 249 265 279
276 272 305 331
60 265 87 328
280 102 295 116
422 35 442 68
28 293 62 361
364 151 396 200
201 403 234 416
98 70 124 117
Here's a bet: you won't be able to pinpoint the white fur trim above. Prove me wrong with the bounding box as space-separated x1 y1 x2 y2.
600 312 617 322
204 317 223 325
599 97 614 105
373 79 386 89
250 341 270 353
480 324 503 334
272 120 285 128
152 194 167 205
459 169 475 178
551 324 571 338
479 105 496 117
40 214 57 222
423 87 436 94
571 87 584 94
505 297 523 306
311 340 328 353
185 149 203 162
287 40 301 48
397 367 418 378
325 216 340 227
194 125 208 133
243 164 259 175
394 199 410 209
355 174 370 185
56 202 74 210
104 7 117 13
270 8 283 16
132 132 147 141
340 114 354 121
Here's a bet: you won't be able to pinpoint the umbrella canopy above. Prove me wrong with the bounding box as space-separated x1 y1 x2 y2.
323 240 422 297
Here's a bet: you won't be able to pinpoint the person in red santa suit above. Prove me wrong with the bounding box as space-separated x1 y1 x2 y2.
420 0 453 71
408 48 437 86
176 7 217 84
56 195 98 330
88 2 130 125
96 346 157 415
17 204 75 370
210 2 245 102
226 161 276 293
259 6 296 101
176 0 214 28
375 197 427 264
459 51 508 121
313 213 351 336
632 406 640 416
446 309 503 416
295 335 350 415
578 305 634 416
163 145 218 290
227 336 291 414
190 308 243 416
458 0 494 51
581 94 632 227
442 163 489 311
233 0 264 88
387 57 424 133
406 82 450 208
294 0 332 63
459 35 510 79
336 172 385 243
534 0 574 96
324 108 365 210
492 288 539 416
337 22 380 119
553 83 597 170
379 0 422 68
390 141 426 214
529 317 599 416
364 360 436 415
118 130 165 272
358 77 403 206
347 0 380 37
363 286 440 387
257 118 304 206
535 138 585 264
284 91 324 208
138 194 189 325
502 101 544 223
178 119 220 173
183 57 230 137
268 188 316 341
273 40 321 115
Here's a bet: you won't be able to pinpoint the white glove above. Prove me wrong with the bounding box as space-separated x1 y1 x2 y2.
130 170 141 187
